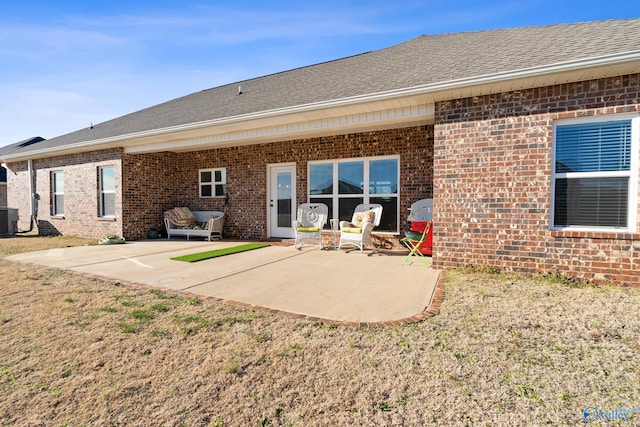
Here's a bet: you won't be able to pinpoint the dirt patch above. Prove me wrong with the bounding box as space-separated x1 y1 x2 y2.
1 236 639 425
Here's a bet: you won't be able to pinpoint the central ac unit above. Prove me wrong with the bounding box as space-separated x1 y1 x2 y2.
0 207 18 235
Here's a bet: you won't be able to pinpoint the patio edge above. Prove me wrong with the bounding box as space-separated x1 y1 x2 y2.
181 269 447 328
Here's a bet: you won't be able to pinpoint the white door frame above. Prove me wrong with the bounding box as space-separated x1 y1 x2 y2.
267 163 297 239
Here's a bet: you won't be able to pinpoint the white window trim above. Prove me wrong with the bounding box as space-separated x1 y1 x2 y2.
52 170 64 216
308 155 400 233
99 166 116 218
550 113 639 232
199 167 227 198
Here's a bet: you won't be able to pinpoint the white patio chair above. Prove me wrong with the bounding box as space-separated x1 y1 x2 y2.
292 203 328 249
338 203 383 252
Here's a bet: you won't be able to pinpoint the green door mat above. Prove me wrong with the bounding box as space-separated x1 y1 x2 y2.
171 243 270 262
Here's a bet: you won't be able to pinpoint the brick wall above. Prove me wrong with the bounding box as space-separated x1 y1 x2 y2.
6 150 123 238
0 184 6 206
6 161 31 230
122 125 434 242
122 152 179 238
433 73 640 286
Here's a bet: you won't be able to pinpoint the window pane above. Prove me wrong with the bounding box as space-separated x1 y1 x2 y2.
277 171 292 228
54 172 64 192
101 167 115 191
556 121 631 173
370 197 398 232
370 159 398 194
338 161 363 194
309 163 333 195
339 197 363 222
54 195 64 215
554 177 628 228
201 171 212 183
200 169 226 197
102 193 115 216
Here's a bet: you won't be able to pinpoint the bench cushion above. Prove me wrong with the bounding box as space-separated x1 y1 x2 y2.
177 223 207 230
164 207 196 227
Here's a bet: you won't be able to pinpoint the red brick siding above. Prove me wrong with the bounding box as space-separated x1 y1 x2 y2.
433 73 640 286
121 152 179 239
6 150 123 238
122 125 434 242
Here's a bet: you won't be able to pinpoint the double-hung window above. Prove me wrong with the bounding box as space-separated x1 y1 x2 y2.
52 171 64 216
99 166 115 217
551 115 638 231
200 168 226 198
308 156 399 232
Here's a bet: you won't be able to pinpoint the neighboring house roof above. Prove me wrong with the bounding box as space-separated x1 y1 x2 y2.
1 18 639 161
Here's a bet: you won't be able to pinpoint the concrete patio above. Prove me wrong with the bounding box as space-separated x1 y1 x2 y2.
5 240 442 325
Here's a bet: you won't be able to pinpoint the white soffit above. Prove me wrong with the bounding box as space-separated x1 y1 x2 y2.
125 98 435 154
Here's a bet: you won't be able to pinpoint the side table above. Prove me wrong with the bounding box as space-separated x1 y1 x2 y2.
329 219 340 250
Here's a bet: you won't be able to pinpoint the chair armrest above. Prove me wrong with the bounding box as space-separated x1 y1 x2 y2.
207 215 224 232
339 220 351 230
362 222 375 234
164 217 174 229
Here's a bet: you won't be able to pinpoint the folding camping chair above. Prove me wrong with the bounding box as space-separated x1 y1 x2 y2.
400 222 431 266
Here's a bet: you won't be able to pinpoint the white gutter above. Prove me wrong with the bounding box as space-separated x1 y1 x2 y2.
3 50 640 161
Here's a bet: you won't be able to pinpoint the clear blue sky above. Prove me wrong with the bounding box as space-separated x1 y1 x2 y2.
1 0 638 147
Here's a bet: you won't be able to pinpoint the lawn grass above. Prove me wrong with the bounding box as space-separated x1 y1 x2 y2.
1 235 639 426
170 243 270 262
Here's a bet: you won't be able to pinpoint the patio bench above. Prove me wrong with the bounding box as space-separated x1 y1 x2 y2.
163 207 224 241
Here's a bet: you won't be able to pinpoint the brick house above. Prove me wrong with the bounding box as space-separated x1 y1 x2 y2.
1 19 639 285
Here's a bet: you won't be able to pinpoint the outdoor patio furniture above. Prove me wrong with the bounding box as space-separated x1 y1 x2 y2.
406 198 434 256
164 207 224 241
401 223 431 266
292 202 328 249
338 203 383 252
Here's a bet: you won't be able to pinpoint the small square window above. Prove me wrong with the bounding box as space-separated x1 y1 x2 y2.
200 168 226 198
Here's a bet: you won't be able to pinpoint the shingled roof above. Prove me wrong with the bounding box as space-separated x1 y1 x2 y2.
2 18 639 158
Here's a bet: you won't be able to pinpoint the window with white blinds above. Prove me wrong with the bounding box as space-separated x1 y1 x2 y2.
551 116 638 230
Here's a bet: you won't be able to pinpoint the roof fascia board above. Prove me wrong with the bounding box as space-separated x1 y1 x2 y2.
423 50 640 99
